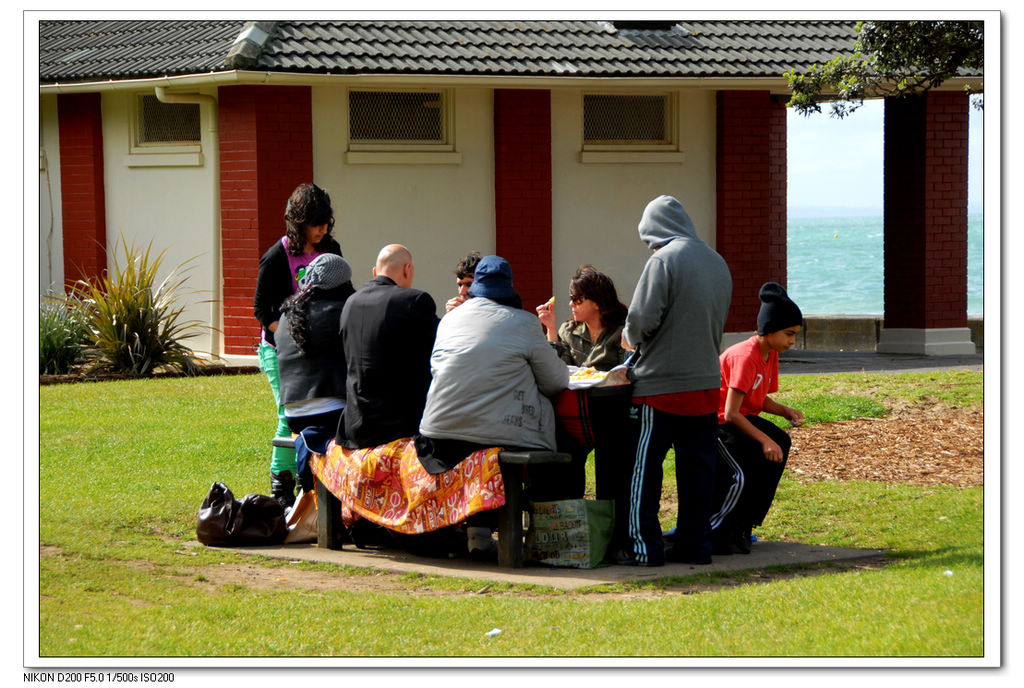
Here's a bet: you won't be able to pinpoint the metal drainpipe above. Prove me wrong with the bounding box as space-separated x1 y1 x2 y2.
154 86 223 360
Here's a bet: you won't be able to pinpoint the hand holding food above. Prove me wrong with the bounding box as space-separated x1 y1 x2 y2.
535 296 557 342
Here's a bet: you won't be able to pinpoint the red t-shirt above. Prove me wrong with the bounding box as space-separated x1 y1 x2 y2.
718 335 778 424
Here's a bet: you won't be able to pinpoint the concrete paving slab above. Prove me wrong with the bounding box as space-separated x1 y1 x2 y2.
210 540 885 590
779 349 983 375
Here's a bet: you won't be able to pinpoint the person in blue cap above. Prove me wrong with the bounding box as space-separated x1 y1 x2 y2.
415 255 571 556
417 254 570 470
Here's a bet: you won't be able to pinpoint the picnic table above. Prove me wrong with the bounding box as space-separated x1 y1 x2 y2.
272 436 570 568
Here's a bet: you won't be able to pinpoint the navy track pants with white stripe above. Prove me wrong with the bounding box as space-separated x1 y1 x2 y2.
626 404 718 564
711 415 790 536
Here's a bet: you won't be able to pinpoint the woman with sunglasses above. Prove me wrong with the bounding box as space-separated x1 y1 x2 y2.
536 264 628 370
536 264 632 560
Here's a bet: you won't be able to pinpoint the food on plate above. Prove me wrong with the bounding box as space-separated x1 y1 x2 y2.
569 366 606 383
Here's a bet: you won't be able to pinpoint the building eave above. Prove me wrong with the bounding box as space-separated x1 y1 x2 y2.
39 69 982 98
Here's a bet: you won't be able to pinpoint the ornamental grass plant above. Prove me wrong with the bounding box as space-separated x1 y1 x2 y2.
60 236 210 376
38 295 89 374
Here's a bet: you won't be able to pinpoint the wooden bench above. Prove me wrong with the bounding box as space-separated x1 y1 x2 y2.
271 437 570 568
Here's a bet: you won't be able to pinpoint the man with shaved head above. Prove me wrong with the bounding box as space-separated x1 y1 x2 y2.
337 244 439 448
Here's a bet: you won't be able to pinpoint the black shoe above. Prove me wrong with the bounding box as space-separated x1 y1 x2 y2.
711 539 735 556
348 520 394 549
665 545 712 565
270 470 296 509
733 528 751 554
614 549 664 567
710 528 736 555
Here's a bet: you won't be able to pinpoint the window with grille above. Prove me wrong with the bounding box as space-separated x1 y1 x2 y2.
583 93 673 148
135 95 201 146
349 90 450 148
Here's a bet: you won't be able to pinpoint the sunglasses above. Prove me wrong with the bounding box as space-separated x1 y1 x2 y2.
569 295 586 305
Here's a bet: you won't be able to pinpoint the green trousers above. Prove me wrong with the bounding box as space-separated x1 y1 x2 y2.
258 340 297 476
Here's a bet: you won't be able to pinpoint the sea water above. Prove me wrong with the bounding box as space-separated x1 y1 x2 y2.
786 214 984 316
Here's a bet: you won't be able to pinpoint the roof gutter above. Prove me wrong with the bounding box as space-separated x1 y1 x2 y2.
33 70 819 95
41 69 983 98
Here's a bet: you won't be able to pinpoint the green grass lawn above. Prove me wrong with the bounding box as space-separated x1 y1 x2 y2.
35 370 986 658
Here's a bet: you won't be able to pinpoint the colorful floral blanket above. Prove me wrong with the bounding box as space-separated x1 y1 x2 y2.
309 438 505 535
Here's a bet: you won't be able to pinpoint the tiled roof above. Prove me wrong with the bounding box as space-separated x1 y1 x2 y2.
39 19 865 84
39 20 242 82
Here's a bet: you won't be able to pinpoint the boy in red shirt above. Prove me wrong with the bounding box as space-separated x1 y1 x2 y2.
713 282 804 555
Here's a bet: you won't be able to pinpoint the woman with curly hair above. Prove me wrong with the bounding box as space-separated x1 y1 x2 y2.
254 183 343 507
536 264 633 558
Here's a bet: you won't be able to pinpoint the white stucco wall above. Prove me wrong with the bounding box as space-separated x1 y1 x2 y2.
550 87 717 320
39 81 720 361
311 85 496 313
39 94 63 297
99 89 221 355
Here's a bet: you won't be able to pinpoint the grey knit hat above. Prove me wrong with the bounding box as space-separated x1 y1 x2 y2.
300 253 352 291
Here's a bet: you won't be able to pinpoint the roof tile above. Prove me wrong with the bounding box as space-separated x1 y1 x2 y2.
39 19 883 84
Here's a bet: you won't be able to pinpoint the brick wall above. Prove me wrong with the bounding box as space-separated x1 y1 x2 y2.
218 85 314 355
57 92 107 285
715 91 788 331
493 89 552 310
883 91 969 329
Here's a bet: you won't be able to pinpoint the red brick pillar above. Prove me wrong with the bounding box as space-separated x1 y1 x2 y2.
715 91 788 333
879 91 974 354
218 85 314 355
57 92 107 285
493 89 552 310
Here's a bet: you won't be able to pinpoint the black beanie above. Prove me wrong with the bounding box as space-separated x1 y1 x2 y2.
757 282 802 335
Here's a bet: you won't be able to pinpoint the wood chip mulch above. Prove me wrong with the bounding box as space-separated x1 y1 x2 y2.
786 399 983 488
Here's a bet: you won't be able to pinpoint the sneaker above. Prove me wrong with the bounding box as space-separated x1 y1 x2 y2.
665 545 712 565
614 549 664 567
711 539 736 556
466 526 497 562
733 528 751 554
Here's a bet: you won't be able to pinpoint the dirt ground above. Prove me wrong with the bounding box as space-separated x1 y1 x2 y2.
786 397 983 488
43 398 982 599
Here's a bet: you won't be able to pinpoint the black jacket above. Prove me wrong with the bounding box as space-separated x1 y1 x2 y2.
338 276 439 448
253 236 343 347
275 284 356 408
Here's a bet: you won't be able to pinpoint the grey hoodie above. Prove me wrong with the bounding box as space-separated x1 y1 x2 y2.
623 195 732 397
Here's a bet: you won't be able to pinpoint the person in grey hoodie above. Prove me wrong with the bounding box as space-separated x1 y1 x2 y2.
619 195 732 566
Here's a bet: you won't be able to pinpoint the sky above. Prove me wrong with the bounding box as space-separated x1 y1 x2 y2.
787 97 984 217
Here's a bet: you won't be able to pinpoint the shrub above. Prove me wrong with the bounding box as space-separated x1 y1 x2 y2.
39 294 89 374
70 237 210 376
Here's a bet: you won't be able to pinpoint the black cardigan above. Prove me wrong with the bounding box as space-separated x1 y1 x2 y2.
253 235 343 347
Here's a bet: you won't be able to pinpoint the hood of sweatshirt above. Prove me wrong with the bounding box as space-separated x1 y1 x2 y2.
637 195 698 250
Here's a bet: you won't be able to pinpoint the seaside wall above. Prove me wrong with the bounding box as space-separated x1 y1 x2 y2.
794 315 984 353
